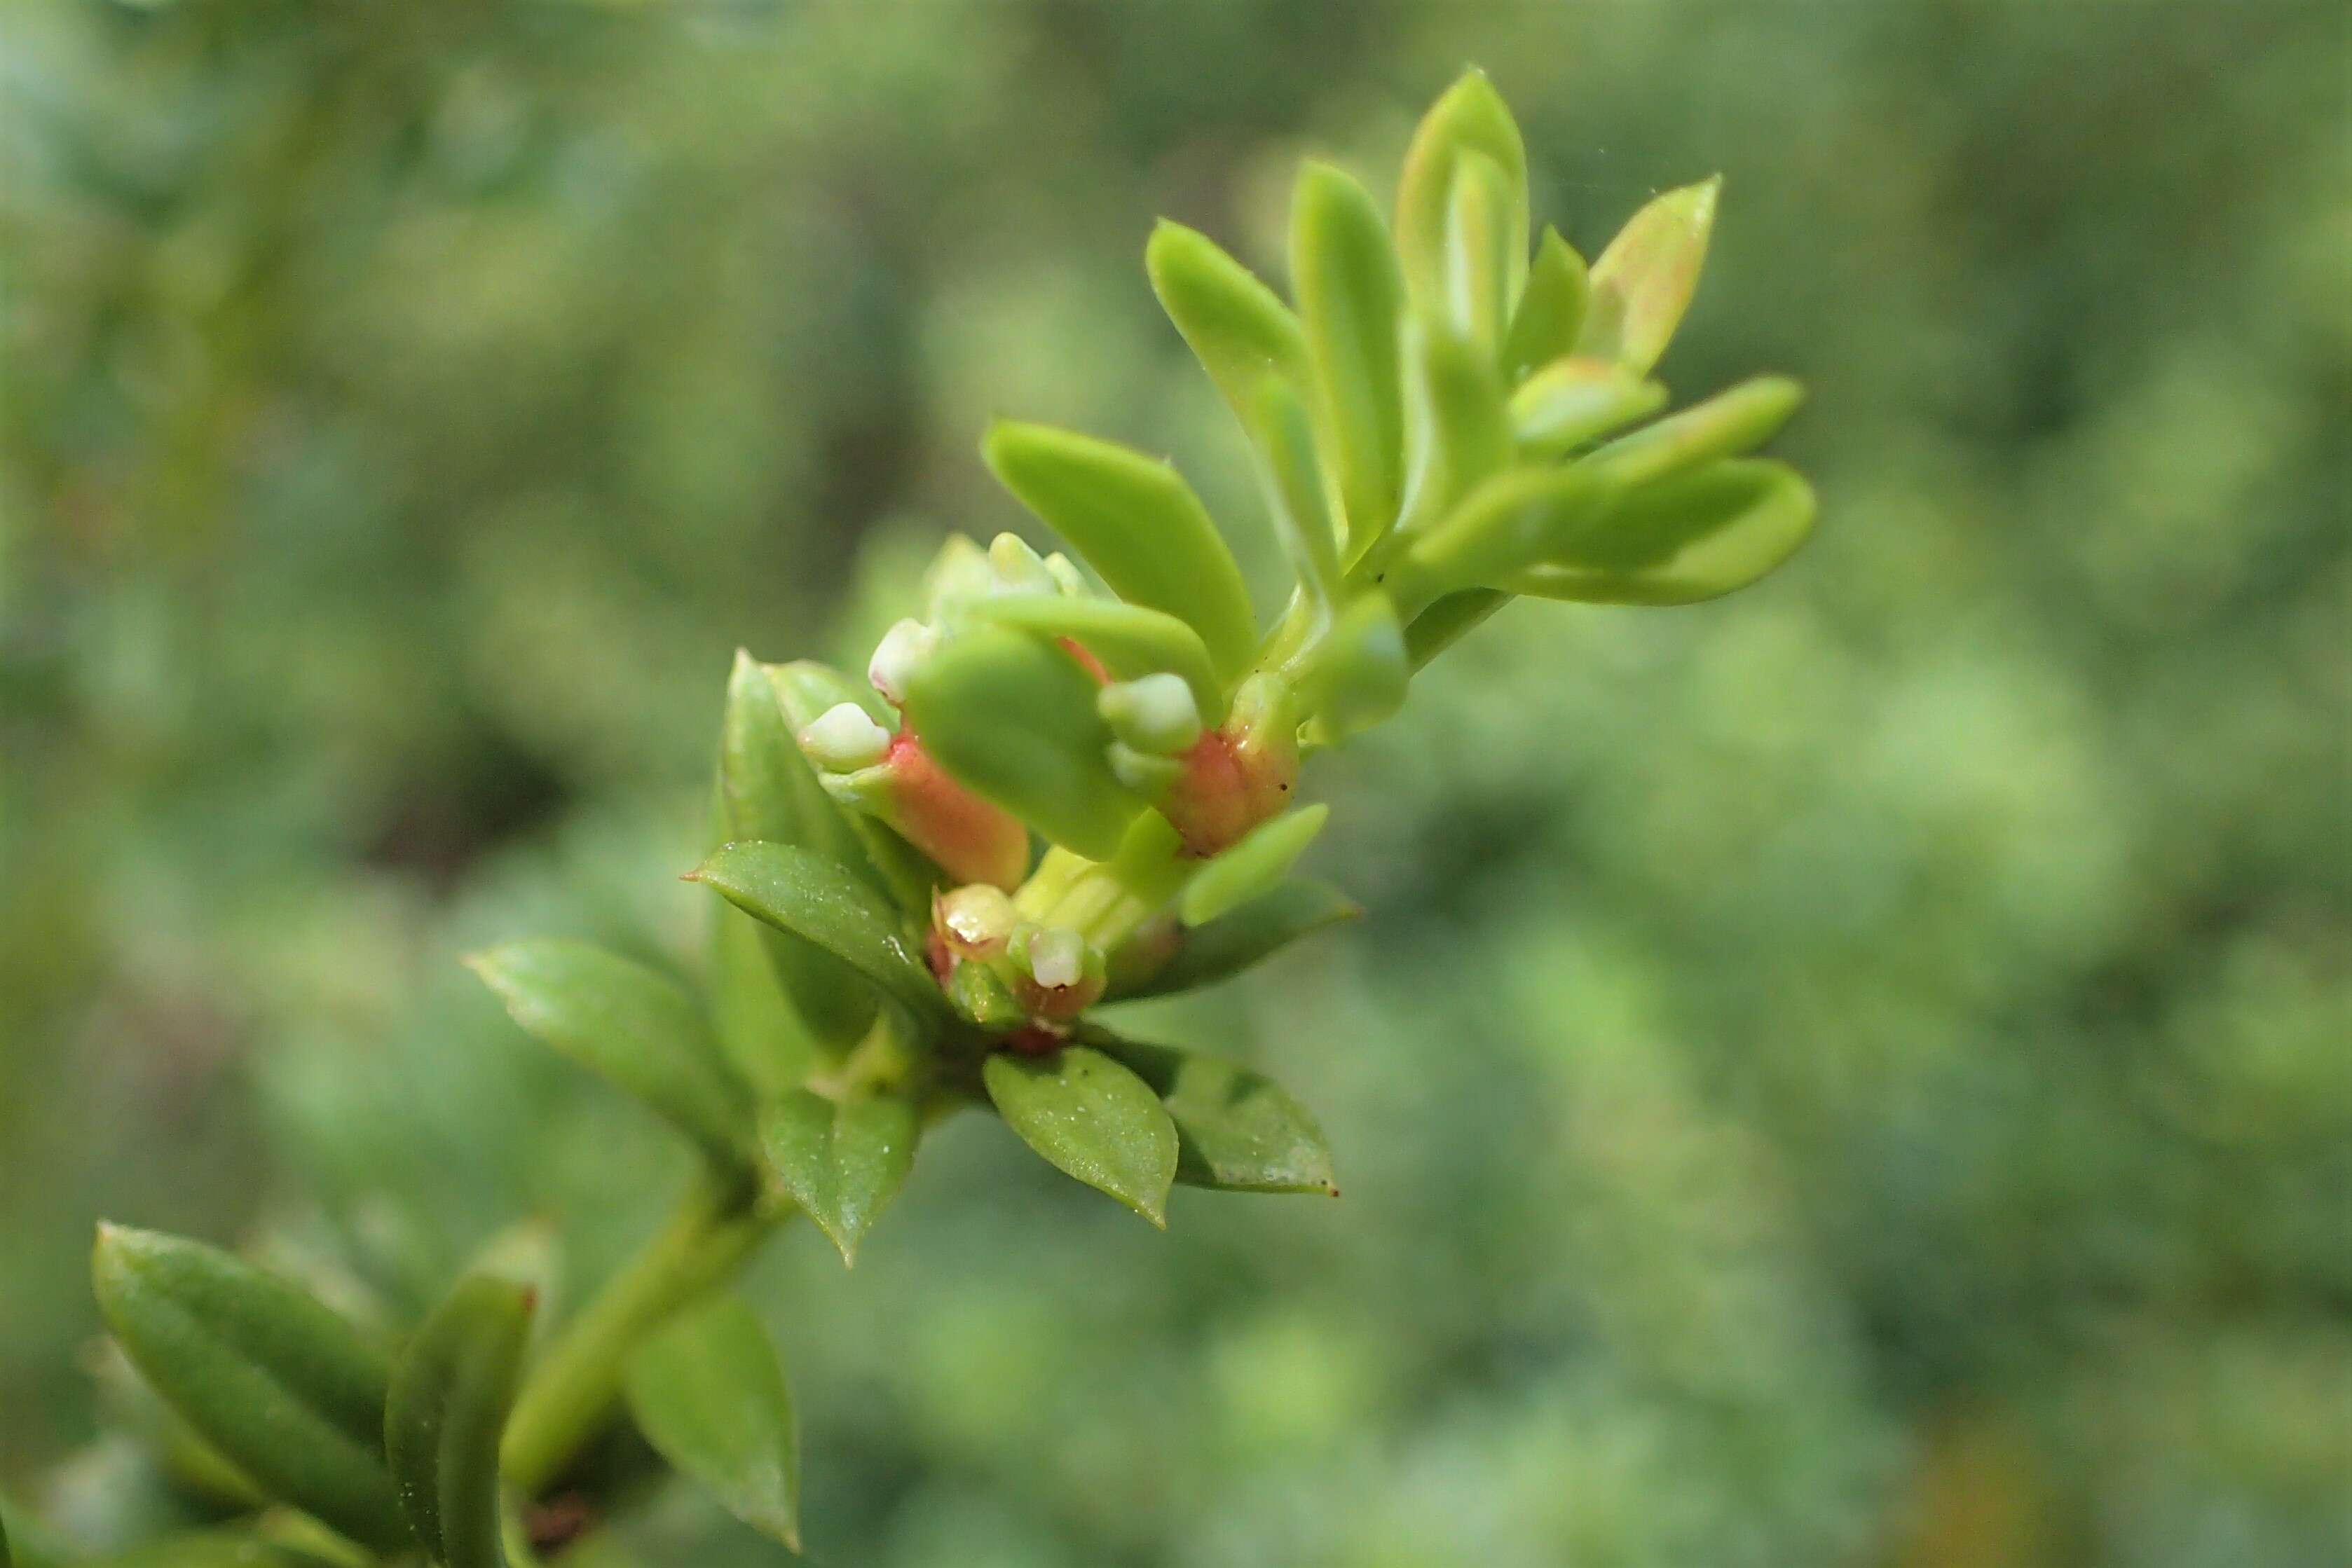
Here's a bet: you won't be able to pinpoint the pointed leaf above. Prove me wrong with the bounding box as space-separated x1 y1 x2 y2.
1109 878 1359 1000
1404 589 1511 670
1581 375 1804 491
1090 1036 1339 1195
1145 221 1311 439
962 593 1223 724
1182 805 1330 926
385 1274 532 1568
721 653 882 1052
1507 458 1817 604
1240 376 1342 614
983 1047 1179 1226
900 623 1142 860
758 1091 917 1266
1443 150 1522 354
1395 69 1529 324
90 1226 411 1554
624 1295 799 1550
1504 227 1589 383
981 422 1257 680
690 842 945 1020
1575 177 1719 374
1397 313 1511 537
1292 161 1408 554
467 941 753 1165
1509 357 1667 458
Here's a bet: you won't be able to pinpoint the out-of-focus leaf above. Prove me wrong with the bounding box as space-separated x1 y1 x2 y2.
1292 160 1408 556
1241 377 1343 615
962 593 1223 723
758 1090 917 1266
1582 375 1805 490
1182 805 1331 926
75 1535 347 1567
1504 227 1589 382
466 941 753 1166
1090 1035 1339 1195
1110 879 1360 1000
1510 357 1667 457
1404 589 1512 669
384 1274 532 1568
624 1295 799 1550
1444 150 1522 353
981 422 1258 681
1400 314 1512 535
983 1047 1179 1226
1402 464 1616 601
690 842 944 1021
1509 458 1817 604
1146 221 1310 440
90 1227 411 1555
1575 176 1720 373
1303 593 1408 741
708 893 818 1103
721 652 883 1052
900 624 1142 860
1395 68 1528 325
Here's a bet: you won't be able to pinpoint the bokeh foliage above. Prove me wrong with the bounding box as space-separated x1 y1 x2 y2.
2 1 2345 1563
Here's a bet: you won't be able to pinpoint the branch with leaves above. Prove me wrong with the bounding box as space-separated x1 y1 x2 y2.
22 71 1812 1562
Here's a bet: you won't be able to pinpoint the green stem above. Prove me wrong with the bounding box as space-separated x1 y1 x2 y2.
500 1171 781 1496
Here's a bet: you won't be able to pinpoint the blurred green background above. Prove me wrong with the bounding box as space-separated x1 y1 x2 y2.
3 1 2346 1562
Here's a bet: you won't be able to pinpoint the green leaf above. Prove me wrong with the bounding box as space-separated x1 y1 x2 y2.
384 1274 532 1568
1503 227 1589 383
961 593 1223 724
1575 176 1719 374
690 841 945 1020
1398 313 1511 537
1581 375 1805 491
758 1090 917 1266
707 895 819 1102
1090 1036 1339 1195
900 623 1142 861
1146 221 1311 441
1240 376 1343 615
1109 877 1359 1000
1507 458 1817 605
1509 357 1667 458
767 661 944 912
90 1226 411 1555
981 422 1258 682
1181 805 1330 926
1301 592 1408 741
74 1534 348 1568
624 1295 800 1550
1292 160 1408 556
1402 464 1618 602
466 941 753 1166
721 652 884 1052
1395 69 1529 328
1404 589 1511 670
1443 150 1523 354
983 1047 1180 1226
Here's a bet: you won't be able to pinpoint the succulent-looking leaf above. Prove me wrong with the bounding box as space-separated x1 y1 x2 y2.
1404 589 1511 669
722 652 884 1052
1581 375 1805 491
1509 357 1668 458
384 1274 532 1568
900 624 1142 861
981 422 1258 681
1398 314 1512 537
90 1227 411 1554
1090 1036 1339 1194
466 941 753 1166
1182 805 1331 927
1292 161 1409 556
758 1090 917 1266
1302 592 1409 741
1575 176 1719 374
1395 69 1529 326
1402 464 1617 605
1504 227 1589 383
983 1047 1179 1226
1444 150 1522 354
1241 377 1343 614
1508 458 1817 605
691 842 945 1020
962 593 1223 724
1109 877 1360 1000
624 1295 799 1550
707 895 819 1102
1146 221 1311 440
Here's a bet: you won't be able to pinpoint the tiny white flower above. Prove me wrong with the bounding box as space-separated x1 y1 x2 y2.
798 702 891 772
867 618 937 703
1027 926 1086 990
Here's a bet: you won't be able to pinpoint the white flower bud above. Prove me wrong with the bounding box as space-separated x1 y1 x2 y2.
1098 673 1202 756
1025 926 1086 990
987 532 1058 596
867 618 937 704
798 702 891 772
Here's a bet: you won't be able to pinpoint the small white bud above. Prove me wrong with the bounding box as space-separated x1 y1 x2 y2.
1099 673 1202 756
867 618 937 703
1026 926 1086 990
798 702 891 772
1044 551 1088 597
987 532 1058 596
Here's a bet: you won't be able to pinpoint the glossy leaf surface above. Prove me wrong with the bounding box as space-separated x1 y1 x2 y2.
983 1046 1178 1226
1093 1036 1338 1195
384 1274 532 1568
759 1090 917 1266
690 842 944 1019
1182 804 1330 926
1292 161 1407 554
1146 221 1310 437
624 1295 799 1550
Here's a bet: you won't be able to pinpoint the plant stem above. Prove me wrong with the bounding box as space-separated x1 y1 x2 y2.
501 1171 781 1496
